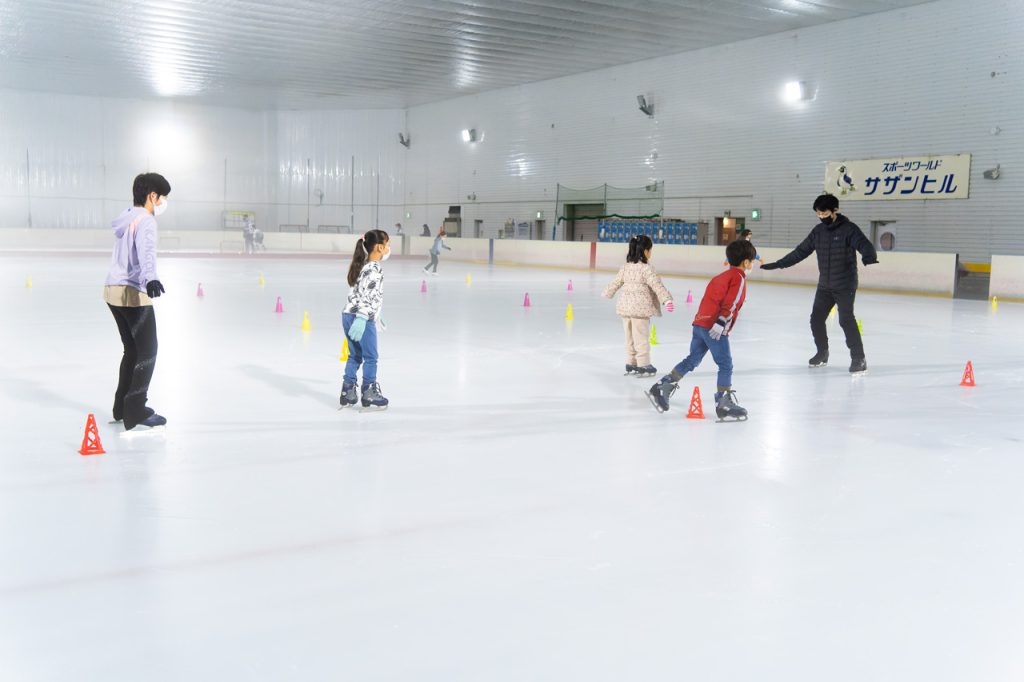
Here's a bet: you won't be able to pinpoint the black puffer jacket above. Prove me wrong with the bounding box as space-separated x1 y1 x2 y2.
771 214 878 290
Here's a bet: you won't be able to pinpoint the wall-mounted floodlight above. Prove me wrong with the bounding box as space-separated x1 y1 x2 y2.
398 133 411 148
783 81 815 103
637 95 654 117
461 128 478 143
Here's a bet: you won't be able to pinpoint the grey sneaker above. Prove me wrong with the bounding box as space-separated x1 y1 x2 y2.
361 382 389 410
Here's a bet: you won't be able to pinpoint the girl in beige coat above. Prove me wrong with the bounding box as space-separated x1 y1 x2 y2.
602 235 674 376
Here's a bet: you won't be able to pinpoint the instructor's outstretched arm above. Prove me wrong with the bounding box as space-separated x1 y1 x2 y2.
761 230 816 271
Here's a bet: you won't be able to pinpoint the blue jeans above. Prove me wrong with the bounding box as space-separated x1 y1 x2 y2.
671 325 733 388
342 313 378 386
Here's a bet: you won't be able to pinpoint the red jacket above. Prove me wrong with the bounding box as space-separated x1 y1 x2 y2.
693 267 747 335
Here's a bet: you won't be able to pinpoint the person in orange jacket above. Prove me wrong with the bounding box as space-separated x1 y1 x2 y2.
646 239 757 421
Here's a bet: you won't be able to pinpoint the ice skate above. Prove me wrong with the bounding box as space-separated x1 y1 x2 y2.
808 350 829 368
849 358 867 374
645 377 677 413
121 411 167 434
339 382 358 409
714 390 748 422
624 364 639 376
635 365 657 378
360 382 389 411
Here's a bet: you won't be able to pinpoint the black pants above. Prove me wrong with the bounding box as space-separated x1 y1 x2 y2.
108 304 158 429
810 287 864 360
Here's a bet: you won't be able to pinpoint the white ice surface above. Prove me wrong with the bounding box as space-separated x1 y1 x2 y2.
1 254 1023 681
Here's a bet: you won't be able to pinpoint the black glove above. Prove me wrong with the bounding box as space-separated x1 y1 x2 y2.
863 258 878 266
760 262 780 271
146 280 165 298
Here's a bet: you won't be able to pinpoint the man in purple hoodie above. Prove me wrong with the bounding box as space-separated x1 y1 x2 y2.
103 173 170 430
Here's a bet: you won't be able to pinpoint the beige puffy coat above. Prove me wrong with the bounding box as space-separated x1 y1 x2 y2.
602 262 673 318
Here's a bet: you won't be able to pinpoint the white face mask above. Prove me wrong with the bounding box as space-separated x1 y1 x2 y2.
153 196 168 216
381 247 391 262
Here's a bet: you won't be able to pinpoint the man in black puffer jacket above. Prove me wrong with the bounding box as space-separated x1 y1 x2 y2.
761 194 878 373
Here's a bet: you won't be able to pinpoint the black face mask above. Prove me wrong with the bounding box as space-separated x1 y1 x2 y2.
820 215 834 226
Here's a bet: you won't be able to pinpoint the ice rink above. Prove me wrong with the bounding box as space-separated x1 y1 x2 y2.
2 253 1023 681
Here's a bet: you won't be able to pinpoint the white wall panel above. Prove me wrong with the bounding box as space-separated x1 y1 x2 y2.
402 0 1023 261
0 90 275 234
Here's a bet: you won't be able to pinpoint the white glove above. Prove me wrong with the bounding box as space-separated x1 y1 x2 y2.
709 317 727 340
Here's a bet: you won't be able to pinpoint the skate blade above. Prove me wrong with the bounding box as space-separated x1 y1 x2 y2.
338 404 358 411
644 389 667 414
119 425 166 437
715 415 749 423
808 363 828 368
358 405 389 413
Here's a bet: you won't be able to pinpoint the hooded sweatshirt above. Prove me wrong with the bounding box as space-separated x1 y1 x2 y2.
104 207 159 306
106 207 159 290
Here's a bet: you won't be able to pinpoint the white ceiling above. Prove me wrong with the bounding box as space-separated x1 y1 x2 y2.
0 0 930 110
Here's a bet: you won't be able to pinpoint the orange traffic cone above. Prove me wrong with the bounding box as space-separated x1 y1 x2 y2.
79 414 105 455
960 361 975 387
686 387 705 420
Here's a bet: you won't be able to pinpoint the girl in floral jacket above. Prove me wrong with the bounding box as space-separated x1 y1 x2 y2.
602 234 674 377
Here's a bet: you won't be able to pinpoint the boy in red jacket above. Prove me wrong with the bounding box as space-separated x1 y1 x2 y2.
646 240 757 420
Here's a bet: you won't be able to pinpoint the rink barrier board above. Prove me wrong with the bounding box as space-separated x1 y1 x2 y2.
990 255 1024 301
0 228 974 297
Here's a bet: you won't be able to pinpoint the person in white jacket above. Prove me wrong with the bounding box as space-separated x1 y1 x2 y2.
341 229 391 410
602 235 674 377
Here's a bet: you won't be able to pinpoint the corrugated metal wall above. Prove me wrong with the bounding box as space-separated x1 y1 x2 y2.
403 0 1023 261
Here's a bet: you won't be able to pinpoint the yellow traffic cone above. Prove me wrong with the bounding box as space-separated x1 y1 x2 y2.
301 311 311 332
259 273 265 287
466 273 472 286
650 324 660 345
565 303 574 321
340 337 349 362
857 319 863 335
25 275 32 289
992 296 999 311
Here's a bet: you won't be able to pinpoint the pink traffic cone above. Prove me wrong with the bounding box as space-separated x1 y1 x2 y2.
274 296 283 313
196 283 204 297
421 280 427 293
686 290 693 304
523 293 531 307
567 279 574 292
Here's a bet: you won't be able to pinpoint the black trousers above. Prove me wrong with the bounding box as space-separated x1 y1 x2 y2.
810 287 864 360
108 304 158 429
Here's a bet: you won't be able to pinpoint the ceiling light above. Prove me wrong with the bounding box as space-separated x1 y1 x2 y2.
783 81 815 103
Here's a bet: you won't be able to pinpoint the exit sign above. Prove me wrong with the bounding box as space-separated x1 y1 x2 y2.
751 209 761 220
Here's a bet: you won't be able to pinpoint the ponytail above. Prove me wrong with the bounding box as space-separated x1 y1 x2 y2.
626 234 653 264
347 229 390 286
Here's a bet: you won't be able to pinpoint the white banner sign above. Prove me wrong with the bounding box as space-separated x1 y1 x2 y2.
825 154 971 201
